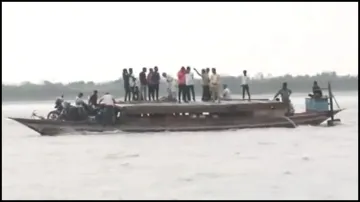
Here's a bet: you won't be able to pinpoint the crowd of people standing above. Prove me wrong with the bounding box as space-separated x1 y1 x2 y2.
121 66 238 103
55 68 303 124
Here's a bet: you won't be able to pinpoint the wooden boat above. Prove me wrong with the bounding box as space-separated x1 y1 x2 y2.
8 83 343 136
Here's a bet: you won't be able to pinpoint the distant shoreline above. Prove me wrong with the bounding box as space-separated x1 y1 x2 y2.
2 72 357 102
2 90 356 103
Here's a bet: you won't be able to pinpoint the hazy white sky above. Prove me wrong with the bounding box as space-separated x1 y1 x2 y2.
2 2 358 84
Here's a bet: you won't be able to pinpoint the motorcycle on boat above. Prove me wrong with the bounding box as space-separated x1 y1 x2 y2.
47 101 102 122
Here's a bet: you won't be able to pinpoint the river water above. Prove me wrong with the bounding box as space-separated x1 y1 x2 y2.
1 93 358 200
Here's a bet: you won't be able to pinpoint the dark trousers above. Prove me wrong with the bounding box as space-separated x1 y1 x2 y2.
202 85 210 101
242 84 251 100
103 105 114 125
154 84 159 100
124 86 131 102
282 99 291 115
178 84 187 102
186 85 195 101
148 84 155 101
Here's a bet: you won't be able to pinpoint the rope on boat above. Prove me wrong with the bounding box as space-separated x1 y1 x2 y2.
31 110 45 120
281 116 297 128
331 93 341 109
327 83 341 109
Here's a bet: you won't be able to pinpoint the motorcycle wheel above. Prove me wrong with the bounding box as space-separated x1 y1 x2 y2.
47 110 60 120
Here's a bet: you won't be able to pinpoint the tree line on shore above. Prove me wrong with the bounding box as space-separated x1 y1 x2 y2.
2 71 357 101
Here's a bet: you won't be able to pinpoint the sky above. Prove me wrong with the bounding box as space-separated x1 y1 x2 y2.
2 2 358 84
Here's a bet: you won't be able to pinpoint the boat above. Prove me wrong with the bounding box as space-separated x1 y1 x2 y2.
8 82 343 136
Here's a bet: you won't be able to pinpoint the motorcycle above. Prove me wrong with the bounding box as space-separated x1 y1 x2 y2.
47 101 102 122
47 101 66 120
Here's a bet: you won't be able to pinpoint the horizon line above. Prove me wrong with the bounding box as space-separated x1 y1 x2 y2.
2 71 358 86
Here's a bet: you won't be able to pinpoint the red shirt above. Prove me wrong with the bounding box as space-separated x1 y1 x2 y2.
177 70 186 85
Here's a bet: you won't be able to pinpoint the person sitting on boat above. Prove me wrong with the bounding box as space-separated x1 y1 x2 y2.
273 82 293 114
98 92 116 125
55 95 64 110
162 72 177 101
308 81 323 99
88 90 98 108
222 84 232 99
75 92 89 119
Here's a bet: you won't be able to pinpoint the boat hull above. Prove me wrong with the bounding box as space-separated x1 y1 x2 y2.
8 109 342 136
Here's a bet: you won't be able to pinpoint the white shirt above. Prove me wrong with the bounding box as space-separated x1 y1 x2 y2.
210 74 220 86
100 94 115 106
129 77 136 87
222 88 231 99
165 75 177 92
185 72 195 86
75 96 84 107
241 75 250 85
201 73 210 86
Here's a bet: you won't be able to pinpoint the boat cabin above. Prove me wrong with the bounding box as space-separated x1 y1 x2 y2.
305 97 329 112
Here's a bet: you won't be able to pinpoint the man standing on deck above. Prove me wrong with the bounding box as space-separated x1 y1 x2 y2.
194 68 210 101
128 68 135 100
123 69 131 102
129 76 137 101
128 68 134 78
210 68 221 103
273 82 293 114
153 66 161 101
162 72 177 101
185 66 196 102
177 66 187 103
139 67 147 101
99 92 116 125
147 68 155 101
206 67 211 100
241 70 251 101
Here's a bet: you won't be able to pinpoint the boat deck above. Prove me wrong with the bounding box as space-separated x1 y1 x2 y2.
115 99 276 107
115 99 287 114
